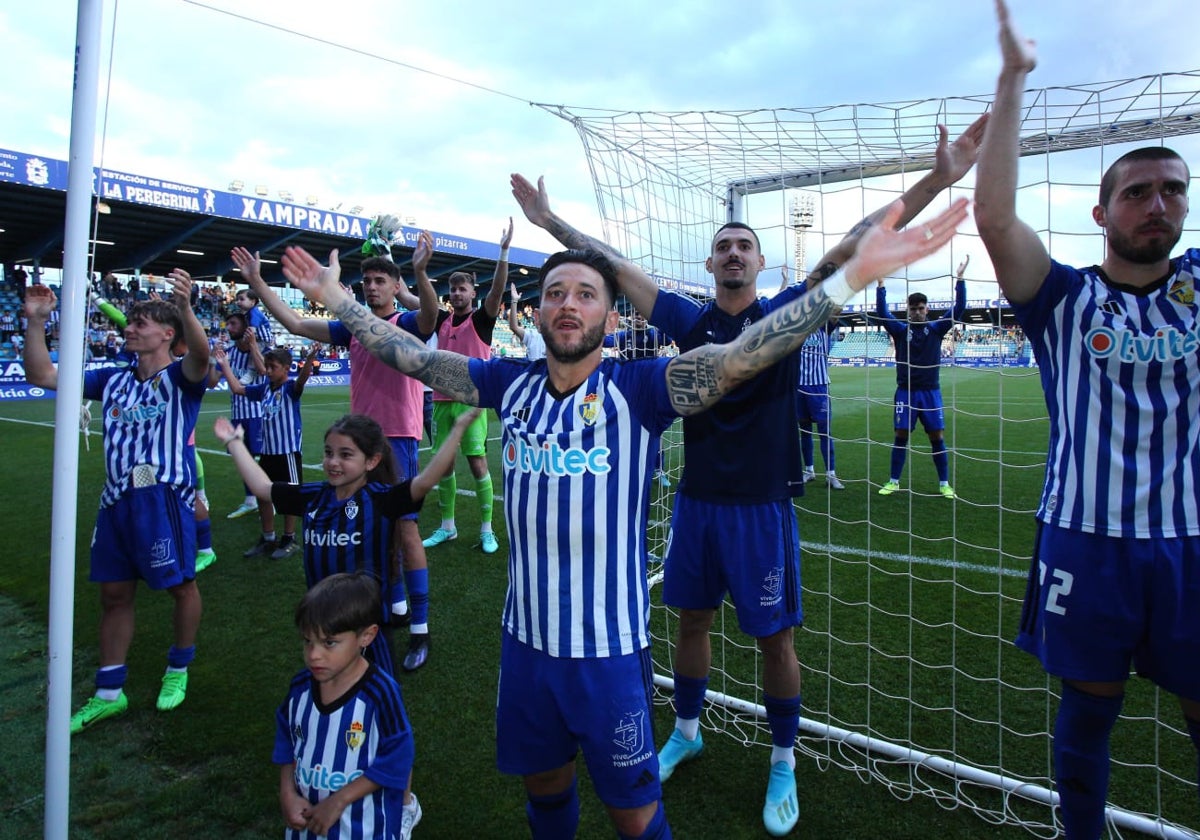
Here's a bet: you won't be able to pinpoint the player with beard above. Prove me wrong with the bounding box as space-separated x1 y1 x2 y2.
511 117 984 835
976 2 1200 837
277 201 965 838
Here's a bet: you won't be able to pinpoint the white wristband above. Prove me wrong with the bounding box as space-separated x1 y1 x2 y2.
499 248 510 262
820 270 855 306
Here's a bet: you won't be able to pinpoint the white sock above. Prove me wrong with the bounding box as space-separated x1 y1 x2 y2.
410 622 429 635
771 746 796 770
480 523 494 534
165 666 187 674
676 717 700 740
96 688 122 701
440 519 455 532
392 600 409 617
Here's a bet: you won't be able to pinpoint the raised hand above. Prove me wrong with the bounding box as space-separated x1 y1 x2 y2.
956 254 971 279
166 268 193 304
510 174 552 228
24 284 57 320
500 216 514 250
230 247 263 284
932 113 989 185
845 199 970 292
412 231 434 273
997 0 1036 73
213 416 243 445
281 247 342 307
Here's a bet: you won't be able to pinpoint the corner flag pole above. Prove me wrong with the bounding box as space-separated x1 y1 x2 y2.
45 2 103 837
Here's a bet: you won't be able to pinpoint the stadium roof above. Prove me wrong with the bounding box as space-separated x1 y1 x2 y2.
0 147 551 301
0 146 1017 325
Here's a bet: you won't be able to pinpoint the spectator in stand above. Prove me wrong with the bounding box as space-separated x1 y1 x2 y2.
12 265 28 302
507 282 545 361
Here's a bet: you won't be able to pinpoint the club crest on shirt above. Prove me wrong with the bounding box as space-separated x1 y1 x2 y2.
345 500 359 520
345 720 364 750
1168 275 1195 306
578 392 600 426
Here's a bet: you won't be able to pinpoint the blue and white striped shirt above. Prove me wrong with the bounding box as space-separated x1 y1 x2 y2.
471 356 677 658
84 360 204 508
226 341 266 421
1012 250 1200 538
273 664 412 840
245 379 304 455
797 323 836 387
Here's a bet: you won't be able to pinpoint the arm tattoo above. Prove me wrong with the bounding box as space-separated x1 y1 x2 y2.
544 215 627 261
807 261 840 284
332 298 480 405
847 218 873 239
666 286 838 416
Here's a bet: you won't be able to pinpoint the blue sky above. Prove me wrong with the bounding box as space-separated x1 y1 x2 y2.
3 0 1197 297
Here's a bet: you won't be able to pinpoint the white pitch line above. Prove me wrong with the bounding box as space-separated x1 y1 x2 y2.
803 540 1026 579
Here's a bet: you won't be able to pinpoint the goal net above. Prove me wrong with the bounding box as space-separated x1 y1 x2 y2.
538 71 1200 838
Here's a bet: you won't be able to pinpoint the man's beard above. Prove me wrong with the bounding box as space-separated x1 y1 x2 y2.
1107 224 1182 265
542 321 606 364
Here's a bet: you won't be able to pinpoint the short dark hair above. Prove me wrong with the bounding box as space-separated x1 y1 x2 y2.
225 310 247 327
448 271 477 288
1099 147 1189 207
237 288 260 304
128 299 183 341
295 572 381 637
539 249 619 307
264 347 293 368
907 292 928 307
360 257 401 281
712 221 761 251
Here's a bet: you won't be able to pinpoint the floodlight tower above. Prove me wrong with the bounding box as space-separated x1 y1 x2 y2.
790 194 815 280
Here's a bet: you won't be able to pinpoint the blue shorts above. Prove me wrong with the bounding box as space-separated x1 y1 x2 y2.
233 417 264 455
662 495 803 638
90 484 196 588
388 437 419 522
893 387 944 433
796 384 830 426
496 634 662 810
1015 524 1200 701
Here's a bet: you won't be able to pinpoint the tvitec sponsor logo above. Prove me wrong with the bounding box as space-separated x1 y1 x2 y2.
502 439 611 477
1085 322 1200 364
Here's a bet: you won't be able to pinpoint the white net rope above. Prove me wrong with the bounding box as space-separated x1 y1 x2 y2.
540 71 1200 838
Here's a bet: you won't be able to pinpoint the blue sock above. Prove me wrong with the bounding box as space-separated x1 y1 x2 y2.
167 645 196 669
672 673 708 722
764 691 802 752
95 664 127 691
196 518 212 551
526 779 579 840
1187 716 1200 812
618 800 671 840
1054 684 1122 840
890 437 907 481
389 577 407 607
816 419 835 472
931 437 949 483
800 427 814 470
405 568 429 627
